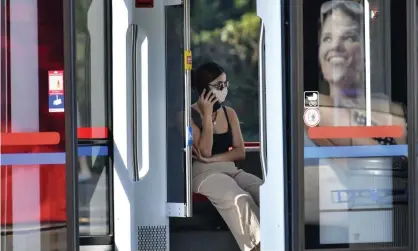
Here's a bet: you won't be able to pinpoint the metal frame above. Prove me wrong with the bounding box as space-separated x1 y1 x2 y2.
164 2 188 218
407 1 418 251
104 0 114 239
288 0 417 250
0 0 10 132
63 0 80 250
257 0 287 250
183 0 193 217
78 0 114 246
287 0 305 250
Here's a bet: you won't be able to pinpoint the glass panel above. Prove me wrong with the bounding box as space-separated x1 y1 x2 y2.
1 0 68 250
75 0 108 137
190 1 260 142
303 0 408 249
165 5 186 203
74 0 110 236
78 147 110 236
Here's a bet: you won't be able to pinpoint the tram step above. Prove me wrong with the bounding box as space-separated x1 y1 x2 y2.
170 230 240 251
169 201 229 231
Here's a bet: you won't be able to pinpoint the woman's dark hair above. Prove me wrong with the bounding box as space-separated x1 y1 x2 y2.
191 62 225 95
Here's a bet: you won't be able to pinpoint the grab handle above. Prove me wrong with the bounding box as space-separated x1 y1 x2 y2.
183 0 193 217
259 23 267 180
131 24 140 182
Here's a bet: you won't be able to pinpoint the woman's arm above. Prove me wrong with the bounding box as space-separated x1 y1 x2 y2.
189 110 214 157
209 107 246 162
177 110 214 157
197 112 214 157
192 90 218 157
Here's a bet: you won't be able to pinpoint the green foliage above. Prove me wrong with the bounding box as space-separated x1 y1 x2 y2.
191 3 260 141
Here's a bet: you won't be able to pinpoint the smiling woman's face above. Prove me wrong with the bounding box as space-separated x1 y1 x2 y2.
319 9 362 84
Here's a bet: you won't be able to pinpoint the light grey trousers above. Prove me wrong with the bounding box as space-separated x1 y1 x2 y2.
192 161 263 251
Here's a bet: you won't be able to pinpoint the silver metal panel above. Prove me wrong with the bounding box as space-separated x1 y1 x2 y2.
164 0 182 6
257 0 286 250
166 203 186 217
137 225 167 251
80 245 112 251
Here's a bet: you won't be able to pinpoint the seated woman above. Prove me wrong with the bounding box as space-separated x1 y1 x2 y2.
190 62 262 251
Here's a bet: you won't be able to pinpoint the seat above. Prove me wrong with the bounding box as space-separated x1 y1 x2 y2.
178 142 262 231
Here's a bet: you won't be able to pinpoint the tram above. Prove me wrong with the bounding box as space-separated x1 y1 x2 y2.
1 0 418 250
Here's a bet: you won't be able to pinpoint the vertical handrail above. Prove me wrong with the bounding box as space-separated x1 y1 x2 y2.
259 23 267 180
183 0 193 217
131 24 140 181
364 0 372 126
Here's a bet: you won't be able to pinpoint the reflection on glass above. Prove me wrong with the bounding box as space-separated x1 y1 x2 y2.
1 0 68 250
303 0 408 249
1 165 67 251
74 0 110 237
78 154 110 236
75 0 107 129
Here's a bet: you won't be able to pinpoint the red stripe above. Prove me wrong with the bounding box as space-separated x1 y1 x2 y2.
308 126 404 139
77 127 108 139
244 142 260 147
0 132 60 146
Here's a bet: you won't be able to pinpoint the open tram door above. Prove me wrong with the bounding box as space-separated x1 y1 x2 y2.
110 0 285 250
285 0 418 251
0 0 80 250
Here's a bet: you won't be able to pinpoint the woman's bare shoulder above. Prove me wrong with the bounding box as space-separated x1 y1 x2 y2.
224 106 238 120
371 94 405 117
318 93 405 116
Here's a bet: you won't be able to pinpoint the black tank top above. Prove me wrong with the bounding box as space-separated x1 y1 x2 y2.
191 106 233 155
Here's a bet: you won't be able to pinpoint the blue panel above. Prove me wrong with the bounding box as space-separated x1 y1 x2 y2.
78 146 109 156
1 146 109 165
1 153 66 165
304 145 408 158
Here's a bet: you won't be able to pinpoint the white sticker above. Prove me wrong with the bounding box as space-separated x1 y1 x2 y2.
304 91 319 108
303 108 321 127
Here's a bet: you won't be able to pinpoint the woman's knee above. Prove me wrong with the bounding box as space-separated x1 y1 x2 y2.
194 173 251 204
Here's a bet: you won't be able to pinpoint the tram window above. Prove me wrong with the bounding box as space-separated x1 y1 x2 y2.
75 0 108 131
302 0 408 249
191 8 261 142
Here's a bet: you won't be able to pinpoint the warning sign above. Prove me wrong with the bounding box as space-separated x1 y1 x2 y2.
48 70 64 113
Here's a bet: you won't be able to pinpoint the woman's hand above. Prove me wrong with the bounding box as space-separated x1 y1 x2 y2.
197 89 218 116
192 146 212 163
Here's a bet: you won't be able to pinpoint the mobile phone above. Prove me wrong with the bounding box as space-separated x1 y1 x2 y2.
213 101 221 111
204 90 222 111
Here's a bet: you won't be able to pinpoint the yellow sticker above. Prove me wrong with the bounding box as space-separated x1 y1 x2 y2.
184 50 192 70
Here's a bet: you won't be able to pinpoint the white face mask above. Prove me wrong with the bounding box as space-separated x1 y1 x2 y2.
211 88 228 103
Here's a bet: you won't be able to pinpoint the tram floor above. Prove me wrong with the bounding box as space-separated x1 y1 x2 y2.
170 230 240 251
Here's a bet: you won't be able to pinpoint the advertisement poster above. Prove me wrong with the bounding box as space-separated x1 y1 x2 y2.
48 70 64 113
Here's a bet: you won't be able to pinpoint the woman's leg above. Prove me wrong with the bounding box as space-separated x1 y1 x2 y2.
232 170 263 207
193 170 260 251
